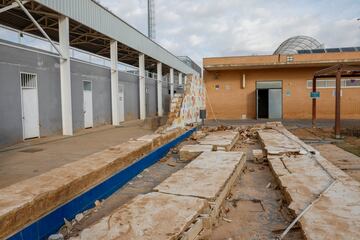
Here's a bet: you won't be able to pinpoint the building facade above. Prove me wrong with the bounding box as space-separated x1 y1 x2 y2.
203 51 360 120
0 40 173 147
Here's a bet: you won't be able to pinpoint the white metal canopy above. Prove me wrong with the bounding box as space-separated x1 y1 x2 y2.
34 0 196 74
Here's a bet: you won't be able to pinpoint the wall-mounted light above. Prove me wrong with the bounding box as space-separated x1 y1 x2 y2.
242 74 246 89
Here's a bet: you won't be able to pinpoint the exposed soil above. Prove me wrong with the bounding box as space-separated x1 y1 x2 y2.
289 127 360 157
210 139 304 240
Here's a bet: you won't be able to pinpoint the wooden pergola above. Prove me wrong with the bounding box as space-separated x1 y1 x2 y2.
312 64 360 139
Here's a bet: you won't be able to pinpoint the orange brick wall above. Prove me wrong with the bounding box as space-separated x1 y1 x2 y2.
204 67 360 120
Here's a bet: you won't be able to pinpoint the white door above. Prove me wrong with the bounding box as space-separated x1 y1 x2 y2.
118 83 125 122
83 81 93 128
21 73 40 139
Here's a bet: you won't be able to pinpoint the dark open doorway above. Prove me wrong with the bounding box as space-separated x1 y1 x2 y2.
257 89 269 118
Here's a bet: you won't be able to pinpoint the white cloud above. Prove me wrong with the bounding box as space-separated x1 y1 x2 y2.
99 0 360 66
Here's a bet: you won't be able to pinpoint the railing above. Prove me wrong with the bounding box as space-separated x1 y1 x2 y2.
0 24 164 81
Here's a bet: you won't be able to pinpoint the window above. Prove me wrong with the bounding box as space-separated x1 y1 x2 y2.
286 55 294 62
307 79 360 89
21 73 37 89
83 81 92 91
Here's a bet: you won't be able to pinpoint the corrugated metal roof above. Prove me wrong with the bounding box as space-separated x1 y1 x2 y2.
34 0 197 75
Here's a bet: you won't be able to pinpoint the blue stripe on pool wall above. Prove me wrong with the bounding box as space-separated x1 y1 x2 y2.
8 128 196 240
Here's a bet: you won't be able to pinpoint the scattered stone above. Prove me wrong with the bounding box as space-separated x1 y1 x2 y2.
253 149 265 163
167 162 176 167
191 131 207 140
266 183 272 189
137 174 143 178
94 200 101 207
63 218 72 233
171 147 179 154
48 233 64 240
75 213 84 222
248 168 255 172
223 217 232 223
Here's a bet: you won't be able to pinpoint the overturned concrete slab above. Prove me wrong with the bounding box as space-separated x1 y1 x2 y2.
155 151 245 201
0 129 185 239
198 131 239 151
70 192 209 240
259 124 360 240
179 144 213 161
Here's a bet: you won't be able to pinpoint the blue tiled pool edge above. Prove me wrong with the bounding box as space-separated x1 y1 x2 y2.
8 127 196 240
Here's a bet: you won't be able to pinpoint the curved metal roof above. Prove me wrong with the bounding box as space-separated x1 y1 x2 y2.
274 36 322 55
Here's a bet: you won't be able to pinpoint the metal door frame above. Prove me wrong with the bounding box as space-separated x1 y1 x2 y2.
255 80 283 119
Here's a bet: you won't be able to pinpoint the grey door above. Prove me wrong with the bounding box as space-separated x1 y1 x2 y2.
269 89 282 119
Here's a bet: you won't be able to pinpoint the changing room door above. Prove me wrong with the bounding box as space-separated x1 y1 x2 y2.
21 73 40 139
269 89 282 119
83 81 93 128
118 83 125 122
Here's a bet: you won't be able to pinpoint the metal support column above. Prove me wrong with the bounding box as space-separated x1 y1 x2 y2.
59 15 73 135
157 62 163 117
110 40 119 125
170 68 174 99
335 69 342 139
139 53 146 120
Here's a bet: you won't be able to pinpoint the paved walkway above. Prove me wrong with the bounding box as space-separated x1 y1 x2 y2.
0 124 153 188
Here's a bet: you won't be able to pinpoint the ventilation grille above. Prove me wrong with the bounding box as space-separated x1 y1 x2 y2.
21 73 37 89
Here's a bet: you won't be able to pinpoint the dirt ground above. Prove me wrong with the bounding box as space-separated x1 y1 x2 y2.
289 127 360 157
0 124 153 188
210 138 304 240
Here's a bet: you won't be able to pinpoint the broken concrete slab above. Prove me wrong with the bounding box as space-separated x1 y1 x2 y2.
300 180 360 240
258 123 360 240
0 129 185 239
179 144 213 161
258 129 307 155
70 192 209 240
198 131 239 151
155 151 246 201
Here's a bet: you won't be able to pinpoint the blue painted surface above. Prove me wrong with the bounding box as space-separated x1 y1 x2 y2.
8 128 196 240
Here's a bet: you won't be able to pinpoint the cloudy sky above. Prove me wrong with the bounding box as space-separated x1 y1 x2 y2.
98 0 360 65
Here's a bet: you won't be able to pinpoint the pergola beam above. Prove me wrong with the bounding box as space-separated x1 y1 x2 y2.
312 64 360 139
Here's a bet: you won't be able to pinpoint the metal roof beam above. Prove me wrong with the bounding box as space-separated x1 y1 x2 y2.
0 0 29 13
34 0 196 74
14 0 63 58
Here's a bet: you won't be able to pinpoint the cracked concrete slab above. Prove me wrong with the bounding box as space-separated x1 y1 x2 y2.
179 144 214 161
198 131 239 151
70 192 209 240
259 124 360 240
155 151 245 201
